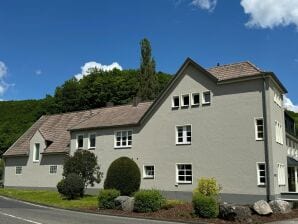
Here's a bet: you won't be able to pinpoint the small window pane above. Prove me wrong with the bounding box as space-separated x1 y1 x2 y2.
77 135 84 148
50 165 57 174
173 96 179 108
203 91 211 104
89 134 96 148
34 143 40 161
182 95 190 107
16 166 22 175
192 93 200 105
143 165 155 179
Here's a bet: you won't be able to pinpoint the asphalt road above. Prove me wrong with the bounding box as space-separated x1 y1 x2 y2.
0 196 185 224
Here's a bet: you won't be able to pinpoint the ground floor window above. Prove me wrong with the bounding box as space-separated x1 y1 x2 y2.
49 165 57 174
143 165 155 179
257 162 266 186
277 163 286 186
176 164 192 184
15 166 22 175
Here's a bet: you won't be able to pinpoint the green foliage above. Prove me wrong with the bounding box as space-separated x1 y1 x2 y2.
63 150 102 188
57 173 84 199
104 157 141 196
192 192 219 218
194 177 221 197
0 159 4 180
134 189 165 213
98 189 120 209
161 199 185 210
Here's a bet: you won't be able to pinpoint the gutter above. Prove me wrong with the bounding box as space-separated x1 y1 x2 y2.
262 75 271 202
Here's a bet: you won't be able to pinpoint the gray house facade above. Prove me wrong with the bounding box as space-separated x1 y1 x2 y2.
3 58 296 204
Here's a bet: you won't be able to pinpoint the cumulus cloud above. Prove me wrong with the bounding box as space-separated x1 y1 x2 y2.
74 61 123 80
0 61 9 96
241 0 298 29
0 61 7 79
35 69 42 75
284 95 298 113
191 0 217 12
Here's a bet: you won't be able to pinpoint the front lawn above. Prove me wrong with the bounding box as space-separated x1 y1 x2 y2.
0 188 97 210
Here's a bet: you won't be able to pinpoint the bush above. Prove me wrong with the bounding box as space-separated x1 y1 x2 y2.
104 157 141 196
192 192 219 218
194 177 221 197
134 189 165 212
98 189 120 209
57 173 84 199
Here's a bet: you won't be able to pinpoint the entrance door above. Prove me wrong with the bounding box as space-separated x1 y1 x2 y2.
288 167 297 192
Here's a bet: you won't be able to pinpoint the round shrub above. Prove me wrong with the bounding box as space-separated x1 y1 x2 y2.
57 173 84 199
104 157 141 196
192 192 219 218
98 189 120 209
134 189 165 213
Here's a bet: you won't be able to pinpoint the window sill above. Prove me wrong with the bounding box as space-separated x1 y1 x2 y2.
256 139 264 141
88 147 96 150
258 184 266 187
181 105 189 108
191 104 200 107
114 146 132 149
172 106 179 109
177 182 192 185
33 161 40 163
143 177 154 179
176 143 191 146
202 102 211 106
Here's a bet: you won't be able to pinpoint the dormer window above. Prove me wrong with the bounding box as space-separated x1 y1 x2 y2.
33 143 40 162
191 93 200 106
88 133 96 149
202 91 211 105
172 96 180 108
181 94 190 107
76 134 84 149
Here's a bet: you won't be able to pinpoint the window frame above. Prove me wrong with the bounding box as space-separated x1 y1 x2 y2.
202 91 211 105
76 134 84 149
49 165 58 175
15 166 22 175
275 121 284 145
175 125 192 145
114 130 133 149
88 133 96 150
256 162 266 186
191 93 200 106
181 94 190 108
255 118 264 141
176 163 193 184
143 165 155 179
277 163 286 186
33 143 40 162
172 96 180 108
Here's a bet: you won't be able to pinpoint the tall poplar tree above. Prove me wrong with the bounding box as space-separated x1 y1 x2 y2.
138 38 158 100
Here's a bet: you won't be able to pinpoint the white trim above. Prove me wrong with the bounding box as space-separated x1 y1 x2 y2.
143 165 155 179
15 166 22 175
277 163 286 186
49 165 58 175
181 93 190 107
33 143 40 162
191 93 200 106
175 163 193 184
175 125 192 145
76 134 84 149
172 95 180 108
88 133 96 149
202 91 211 105
256 162 266 186
114 130 132 149
254 117 264 141
275 120 284 145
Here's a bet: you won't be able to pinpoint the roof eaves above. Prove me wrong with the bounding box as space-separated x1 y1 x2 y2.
69 122 139 132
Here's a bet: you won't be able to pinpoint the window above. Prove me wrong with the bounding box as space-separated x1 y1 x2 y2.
181 94 190 107
49 165 57 174
176 164 192 184
176 125 191 145
172 96 180 108
33 143 40 162
76 134 84 149
275 121 284 144
274 90 282 107
15 166 22 175
115 130 132 148
202 91 211 105
191 93 200 106
88 133 96 149
255 118 264 140
143 165 155 179
257 163 266 186
277 164 286 186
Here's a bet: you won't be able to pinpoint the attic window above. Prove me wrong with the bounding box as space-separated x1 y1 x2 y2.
172 96 180 108
191 93 200 106
202 91 211 105
181 94 190 107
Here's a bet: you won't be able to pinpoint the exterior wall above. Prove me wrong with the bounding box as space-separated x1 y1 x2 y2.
4 131 65 188
71 64 268 202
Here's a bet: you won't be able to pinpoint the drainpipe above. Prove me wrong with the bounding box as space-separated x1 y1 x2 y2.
262 74 271 202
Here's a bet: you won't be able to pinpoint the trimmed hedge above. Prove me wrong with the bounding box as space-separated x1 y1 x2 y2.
192 192 219 218
57 173 84 199
134 189 165 213
98 189 120 209
104 157 141 196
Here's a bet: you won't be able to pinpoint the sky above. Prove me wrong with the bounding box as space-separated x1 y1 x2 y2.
0 0 297 111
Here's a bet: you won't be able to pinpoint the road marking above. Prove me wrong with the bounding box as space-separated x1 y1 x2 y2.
0 211 43 224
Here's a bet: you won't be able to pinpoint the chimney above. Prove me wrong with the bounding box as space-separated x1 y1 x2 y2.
132 97 142 107
106 102 114 107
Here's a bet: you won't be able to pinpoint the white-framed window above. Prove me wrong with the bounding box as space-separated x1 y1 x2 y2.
277 163 286 186
49 165 58 174
143 165 155 179
76 134 84 149
181 94 190 107
33 143 40 162
15 166 22 175
275 121 284 145
114 130 132 148
191 93 200 106
256 162 266 186
172 96 180 108
202 91 211 105
88 133 96 149
176 125 192 145
255 118 264 141
176 164 192 184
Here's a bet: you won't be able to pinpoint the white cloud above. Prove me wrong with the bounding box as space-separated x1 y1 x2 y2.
0 61 9 96
74 61 123 80
241 0 298 29
35 69 42 75
191 0 217 12
284 95 298 113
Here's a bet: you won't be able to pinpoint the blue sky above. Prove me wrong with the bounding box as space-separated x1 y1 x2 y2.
0 0 297 110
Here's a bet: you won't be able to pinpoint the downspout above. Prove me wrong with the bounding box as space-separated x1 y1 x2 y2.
262 74 271 202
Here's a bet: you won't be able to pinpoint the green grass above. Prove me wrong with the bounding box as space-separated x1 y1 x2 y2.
0 188 98 210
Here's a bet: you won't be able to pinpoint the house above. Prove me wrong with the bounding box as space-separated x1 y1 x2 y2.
3 58 297 204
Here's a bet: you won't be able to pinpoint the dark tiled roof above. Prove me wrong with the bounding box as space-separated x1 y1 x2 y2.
207 61 263 81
